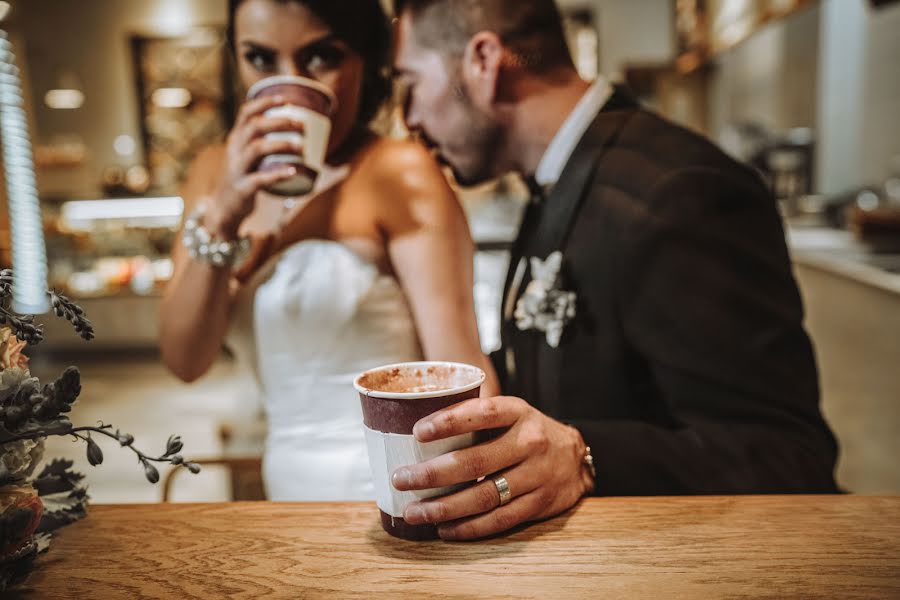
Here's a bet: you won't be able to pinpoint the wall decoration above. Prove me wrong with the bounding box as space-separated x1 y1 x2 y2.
131 28 235 194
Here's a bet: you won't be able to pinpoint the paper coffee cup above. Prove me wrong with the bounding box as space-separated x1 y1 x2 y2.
354 362 485 541
246 75 337 196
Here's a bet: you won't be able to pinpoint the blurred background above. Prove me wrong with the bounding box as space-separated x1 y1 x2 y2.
1 0 898 502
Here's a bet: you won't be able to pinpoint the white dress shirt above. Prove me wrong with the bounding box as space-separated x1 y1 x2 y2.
534 77 614 190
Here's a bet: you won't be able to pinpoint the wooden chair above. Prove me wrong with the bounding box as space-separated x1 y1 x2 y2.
162 420 267 502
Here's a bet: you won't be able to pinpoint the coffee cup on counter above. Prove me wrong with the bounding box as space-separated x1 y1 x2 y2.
354 362 486 541
246 75 337 196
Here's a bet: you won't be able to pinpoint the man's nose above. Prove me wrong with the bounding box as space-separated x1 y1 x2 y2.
402 89 422 131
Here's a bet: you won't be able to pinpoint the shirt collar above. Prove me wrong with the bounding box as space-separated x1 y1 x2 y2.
534 77 614 189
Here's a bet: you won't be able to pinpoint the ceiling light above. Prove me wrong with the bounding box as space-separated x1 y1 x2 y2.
152 87 192 108
60 197 185 230
114 134 137 157
44 89 85 110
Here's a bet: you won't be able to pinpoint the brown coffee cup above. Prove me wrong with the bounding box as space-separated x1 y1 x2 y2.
246 75 337 196
354 362 485 541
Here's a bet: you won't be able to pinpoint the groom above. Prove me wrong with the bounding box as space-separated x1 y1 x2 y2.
390 0 839 540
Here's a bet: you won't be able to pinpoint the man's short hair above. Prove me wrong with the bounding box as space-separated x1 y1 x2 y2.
395 0 574 73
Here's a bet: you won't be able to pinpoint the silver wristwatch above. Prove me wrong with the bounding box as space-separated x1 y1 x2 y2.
181 206 252 268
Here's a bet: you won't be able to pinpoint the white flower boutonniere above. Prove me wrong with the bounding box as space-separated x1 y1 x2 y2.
513 251 576 348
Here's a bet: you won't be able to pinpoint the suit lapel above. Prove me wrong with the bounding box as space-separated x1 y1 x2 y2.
500 88 639 414
525 98 637 259
503 88 638 314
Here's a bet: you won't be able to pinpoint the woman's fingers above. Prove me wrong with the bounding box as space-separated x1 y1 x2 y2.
243 116 305 142
234 95 285 129
234 165 298 199
237 138 304 174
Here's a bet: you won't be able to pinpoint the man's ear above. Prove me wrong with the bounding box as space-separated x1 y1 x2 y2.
460 31 504 109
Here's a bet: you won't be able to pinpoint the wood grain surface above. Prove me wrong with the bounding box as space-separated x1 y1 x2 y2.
13 496 900 599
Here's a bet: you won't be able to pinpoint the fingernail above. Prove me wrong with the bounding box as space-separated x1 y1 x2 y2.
392 468 411 490
274 94 285 103
414 421 435 440
404 504 425 524
437 526 458 541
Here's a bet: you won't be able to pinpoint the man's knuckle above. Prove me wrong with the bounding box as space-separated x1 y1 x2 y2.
511 396 529 411
520 424 548 455
493 510 520 533
426 502 447 523
419 463 439 487
462 451 489 479
479 397 500 420
536 487 555 507
477 480 500 509
453 523 476 539
436 411 457 431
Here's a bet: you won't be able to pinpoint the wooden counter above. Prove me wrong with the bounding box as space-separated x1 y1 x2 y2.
18 496 900 599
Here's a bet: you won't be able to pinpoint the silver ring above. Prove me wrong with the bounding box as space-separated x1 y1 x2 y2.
492 475 511 506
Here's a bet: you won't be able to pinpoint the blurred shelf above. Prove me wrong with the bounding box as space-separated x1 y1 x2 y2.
675 0 819 75
34 294 163 353
787 225 900 296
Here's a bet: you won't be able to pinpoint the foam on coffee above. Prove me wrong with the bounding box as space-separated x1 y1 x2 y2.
356 363 482 396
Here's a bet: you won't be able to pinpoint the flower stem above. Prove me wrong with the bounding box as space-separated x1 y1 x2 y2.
69 426 178 464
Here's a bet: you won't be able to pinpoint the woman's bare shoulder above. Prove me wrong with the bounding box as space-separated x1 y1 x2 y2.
355 137 447 191
347 137 468 241
353 137 460 212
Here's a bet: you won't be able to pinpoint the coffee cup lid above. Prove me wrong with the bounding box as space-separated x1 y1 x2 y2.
246 75 338 115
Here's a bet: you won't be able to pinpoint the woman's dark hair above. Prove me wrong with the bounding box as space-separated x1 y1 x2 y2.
228 0 393 125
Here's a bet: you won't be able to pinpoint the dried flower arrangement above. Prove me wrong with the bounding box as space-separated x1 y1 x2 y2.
0 269 200 590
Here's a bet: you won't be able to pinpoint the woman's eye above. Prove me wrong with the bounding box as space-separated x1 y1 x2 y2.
306 46 345 73
244 50 275 72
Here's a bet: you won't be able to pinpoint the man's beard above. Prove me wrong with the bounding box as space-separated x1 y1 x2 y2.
444 82 503 188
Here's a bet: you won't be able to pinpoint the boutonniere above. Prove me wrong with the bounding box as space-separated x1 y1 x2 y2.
513 251 576 348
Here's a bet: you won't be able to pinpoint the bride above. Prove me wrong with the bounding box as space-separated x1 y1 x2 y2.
160 0 499 500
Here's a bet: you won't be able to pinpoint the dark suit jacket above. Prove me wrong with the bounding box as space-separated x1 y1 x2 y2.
493 90 839 495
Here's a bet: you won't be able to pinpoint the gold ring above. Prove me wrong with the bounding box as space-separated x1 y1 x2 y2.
492 475 511 506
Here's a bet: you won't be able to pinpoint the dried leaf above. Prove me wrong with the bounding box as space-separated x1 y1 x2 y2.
34 532 52 553
34 459 85 496
37 488 89 534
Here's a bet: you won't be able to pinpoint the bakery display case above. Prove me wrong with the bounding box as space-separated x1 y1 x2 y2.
37 196 182 351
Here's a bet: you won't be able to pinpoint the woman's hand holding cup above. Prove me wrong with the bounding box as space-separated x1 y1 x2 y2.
203 95 305 240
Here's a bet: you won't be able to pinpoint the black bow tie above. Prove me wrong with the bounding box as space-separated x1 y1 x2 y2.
523 175 546 205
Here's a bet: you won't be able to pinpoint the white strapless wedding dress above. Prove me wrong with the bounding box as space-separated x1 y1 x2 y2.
227 239 423 500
